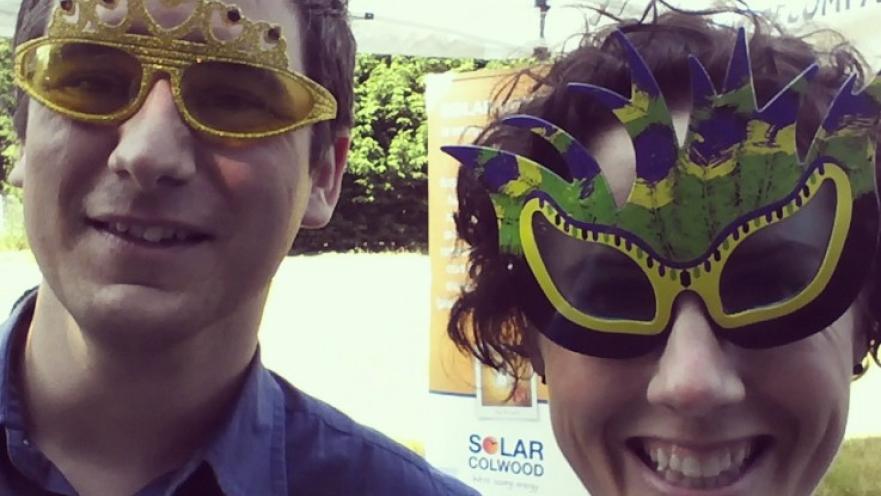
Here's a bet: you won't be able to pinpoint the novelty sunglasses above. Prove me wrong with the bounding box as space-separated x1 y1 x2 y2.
443 29 881 358
521 159 863 355
13 0 337 140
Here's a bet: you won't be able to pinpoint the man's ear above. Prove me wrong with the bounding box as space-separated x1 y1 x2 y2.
301 133 349 229
8 151 25 187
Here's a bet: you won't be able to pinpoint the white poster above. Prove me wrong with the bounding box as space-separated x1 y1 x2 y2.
425 69 586 495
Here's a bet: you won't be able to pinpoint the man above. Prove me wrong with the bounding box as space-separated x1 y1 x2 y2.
1 0 480 494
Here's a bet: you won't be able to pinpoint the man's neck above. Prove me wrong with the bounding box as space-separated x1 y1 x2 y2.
18 282 263 494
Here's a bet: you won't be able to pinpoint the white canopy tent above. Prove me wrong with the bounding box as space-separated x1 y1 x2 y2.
0 0 641 57
345 0 647 59
0 0 875 64
346 0 881 65
0 2 15 36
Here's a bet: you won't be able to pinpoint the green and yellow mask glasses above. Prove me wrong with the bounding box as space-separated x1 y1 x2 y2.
443 29 881 358
14 0 337 141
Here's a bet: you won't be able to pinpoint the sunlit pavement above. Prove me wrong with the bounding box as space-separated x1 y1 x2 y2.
0 251 432 443
1 251 879 442
847 360 881 439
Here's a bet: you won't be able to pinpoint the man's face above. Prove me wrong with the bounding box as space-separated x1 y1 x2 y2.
540 110 861 496
19 0 335 345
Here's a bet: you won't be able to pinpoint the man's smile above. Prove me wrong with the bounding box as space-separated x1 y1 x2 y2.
87 215 213 247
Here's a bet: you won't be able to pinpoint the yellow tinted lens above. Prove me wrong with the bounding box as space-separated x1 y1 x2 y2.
181 62 314 134
20 42 142 115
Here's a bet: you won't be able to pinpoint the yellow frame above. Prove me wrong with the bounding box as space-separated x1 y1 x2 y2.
14 37 338 141
520 162 852 336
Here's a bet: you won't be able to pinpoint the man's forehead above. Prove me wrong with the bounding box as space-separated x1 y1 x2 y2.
92 0 297 34
86 0 305 67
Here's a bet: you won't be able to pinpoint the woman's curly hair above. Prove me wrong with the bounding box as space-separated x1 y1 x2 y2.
448 2 881 379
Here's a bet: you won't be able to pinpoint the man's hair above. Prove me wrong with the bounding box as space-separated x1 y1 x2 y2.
449 6 881 377
11 0 356 164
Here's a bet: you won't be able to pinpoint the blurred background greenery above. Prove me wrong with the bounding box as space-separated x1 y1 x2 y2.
295 55 522 253
817 437 881 496
0 39 15 193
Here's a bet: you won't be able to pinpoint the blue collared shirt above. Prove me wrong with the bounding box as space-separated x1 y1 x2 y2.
0 290 480 496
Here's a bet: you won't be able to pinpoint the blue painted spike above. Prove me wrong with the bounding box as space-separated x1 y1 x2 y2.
441 144 527 194
611 30 663 98
756 64 818 129
501 114 602 181
568 84 677 184
723 28 754 95
567 82 630 111
440 145 484 169
806 68 881 169
819 75 867 133
688 56 716 109
569 33 678 184
804 75 861 165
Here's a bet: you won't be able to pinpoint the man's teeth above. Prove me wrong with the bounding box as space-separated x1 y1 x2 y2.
644 440 754 488
108 222 195 243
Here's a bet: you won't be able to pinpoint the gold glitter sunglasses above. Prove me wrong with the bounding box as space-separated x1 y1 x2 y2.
13 0 338 141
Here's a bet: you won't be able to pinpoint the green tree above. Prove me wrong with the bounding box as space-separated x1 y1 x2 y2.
0 38 18 197
294 54 527 253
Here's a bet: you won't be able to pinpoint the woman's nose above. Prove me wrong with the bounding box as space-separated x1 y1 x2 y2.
646 294 746 417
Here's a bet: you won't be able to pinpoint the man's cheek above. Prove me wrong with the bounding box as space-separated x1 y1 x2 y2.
216 161 255 194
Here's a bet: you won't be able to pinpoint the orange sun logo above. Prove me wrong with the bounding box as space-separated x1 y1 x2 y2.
482 436 499 455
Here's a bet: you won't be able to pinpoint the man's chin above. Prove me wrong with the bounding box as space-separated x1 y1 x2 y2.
72 284 212 352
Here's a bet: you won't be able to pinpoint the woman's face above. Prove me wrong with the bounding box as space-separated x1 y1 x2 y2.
539 112 866 496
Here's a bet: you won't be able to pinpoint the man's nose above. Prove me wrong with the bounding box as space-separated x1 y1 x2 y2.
646 294 746 416
107 79 197 190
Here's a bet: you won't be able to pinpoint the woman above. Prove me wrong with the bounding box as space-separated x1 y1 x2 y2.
444 4 880 495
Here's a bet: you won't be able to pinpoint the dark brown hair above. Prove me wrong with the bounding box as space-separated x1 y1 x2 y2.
449 5 881 378
11 0 356 163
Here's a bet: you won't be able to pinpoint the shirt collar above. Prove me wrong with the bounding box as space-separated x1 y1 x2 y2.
0 289 289 496
202 348 288 496
0 288 37 429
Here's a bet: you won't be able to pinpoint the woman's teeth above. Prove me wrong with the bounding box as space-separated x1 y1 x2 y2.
642 439 756 489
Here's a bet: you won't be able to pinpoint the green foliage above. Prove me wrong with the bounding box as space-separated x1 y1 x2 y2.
816 437 881 495
0 193 27 252
0 37 24 252
294 54 529 253
0 38 18 197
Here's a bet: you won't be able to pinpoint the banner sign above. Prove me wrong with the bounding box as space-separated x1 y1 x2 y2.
757 0 881 67
425 69 585 495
